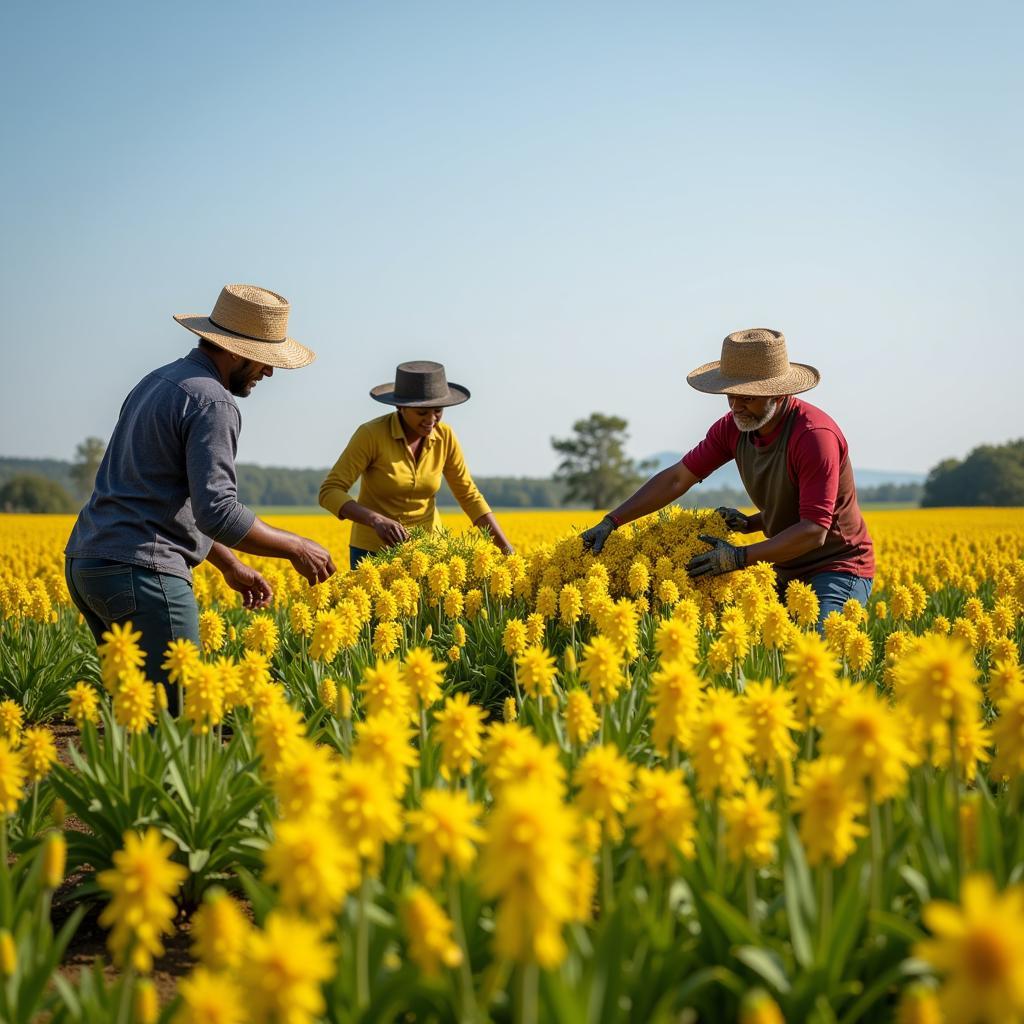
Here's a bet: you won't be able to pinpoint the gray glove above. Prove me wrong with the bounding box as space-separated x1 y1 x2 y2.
686 534 747 579
581 516 616 555
715 506 752 533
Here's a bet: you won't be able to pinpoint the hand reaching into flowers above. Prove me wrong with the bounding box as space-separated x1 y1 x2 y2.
685 534 747 578
715 506 753 533
581 516 616 555
372 514 411 547
221 560 273 609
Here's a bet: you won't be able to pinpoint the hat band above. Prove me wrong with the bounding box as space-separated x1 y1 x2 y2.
208 314 287 343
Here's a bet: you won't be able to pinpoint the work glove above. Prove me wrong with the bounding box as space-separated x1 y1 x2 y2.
686 534 747 579
581 516 616 555
715 506 752 533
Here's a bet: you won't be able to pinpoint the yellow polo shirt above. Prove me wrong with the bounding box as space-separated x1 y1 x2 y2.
318 412 492 552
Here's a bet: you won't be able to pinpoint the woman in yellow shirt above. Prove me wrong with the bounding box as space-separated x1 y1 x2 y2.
319 361 514 569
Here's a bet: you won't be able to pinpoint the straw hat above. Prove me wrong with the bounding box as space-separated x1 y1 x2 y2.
370 361 470 407
686 328 819 396
174 284 315 369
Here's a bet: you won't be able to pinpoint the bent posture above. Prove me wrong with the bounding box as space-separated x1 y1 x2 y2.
65 284 336 710
581 329 874 625
320 360 513 569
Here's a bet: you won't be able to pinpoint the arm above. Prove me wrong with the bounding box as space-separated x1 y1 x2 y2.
474 511 514 555
340 499 409 546
744 519 827 564
207 541 273 609
230 519 336 585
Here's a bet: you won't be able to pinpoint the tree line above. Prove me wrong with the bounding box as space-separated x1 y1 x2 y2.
9 422 1018 514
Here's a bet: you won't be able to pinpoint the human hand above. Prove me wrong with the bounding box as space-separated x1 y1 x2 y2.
715 506 752 533
290 537 337 585
686 534 747 579
221 561 274 609
581 516 616 555
372 515 410 546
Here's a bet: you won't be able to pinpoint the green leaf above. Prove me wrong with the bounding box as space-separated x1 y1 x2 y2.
735 945 791 994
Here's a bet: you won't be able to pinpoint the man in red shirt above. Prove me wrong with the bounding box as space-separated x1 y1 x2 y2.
581 328 874 625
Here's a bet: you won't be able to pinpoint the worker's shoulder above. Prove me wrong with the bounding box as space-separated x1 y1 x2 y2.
147 353 235 411
790 397 843 435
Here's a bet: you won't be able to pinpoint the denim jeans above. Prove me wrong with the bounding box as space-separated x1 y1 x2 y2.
350 546 374 570
807 572 873 630
65 557 200 714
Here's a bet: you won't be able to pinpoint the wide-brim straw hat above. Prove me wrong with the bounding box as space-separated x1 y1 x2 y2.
174 284 315 369
370 361 470 407
687 328 819 396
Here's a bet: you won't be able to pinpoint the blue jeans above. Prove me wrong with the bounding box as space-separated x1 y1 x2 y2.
807 572 873 630
350 546 374 570
65 557 200 715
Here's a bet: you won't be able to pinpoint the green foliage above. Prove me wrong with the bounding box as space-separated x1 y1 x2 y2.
0 616 98 723
923 438 1024 506
0 474 75 513
551 413 657 510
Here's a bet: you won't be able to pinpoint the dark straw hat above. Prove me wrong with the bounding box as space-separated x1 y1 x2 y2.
370 361 470 408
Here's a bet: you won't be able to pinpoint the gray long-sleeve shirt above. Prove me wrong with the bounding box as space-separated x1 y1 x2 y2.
65 348 257 580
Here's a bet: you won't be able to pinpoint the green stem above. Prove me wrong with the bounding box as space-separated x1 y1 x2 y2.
115 966 135 1024
818 863 833 952
602 838 615 914
949 719 962 892
357 872 371 1010
517 962 539 1024
869 785 883 921
745 863 759 935
448 872 480 1023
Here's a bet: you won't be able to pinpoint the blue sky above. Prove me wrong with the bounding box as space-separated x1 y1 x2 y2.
1 1 1021 477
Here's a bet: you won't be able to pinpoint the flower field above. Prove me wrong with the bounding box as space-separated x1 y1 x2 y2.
1 507 1024 1024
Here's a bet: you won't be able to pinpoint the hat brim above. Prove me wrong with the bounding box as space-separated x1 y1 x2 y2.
369 382 471 408
686 360 820 396
174 314 316 369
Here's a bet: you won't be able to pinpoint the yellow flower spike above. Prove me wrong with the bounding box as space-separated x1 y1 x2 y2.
134 978 158 1024
740 987 786 1024
0 930 16 976
43 831 66 889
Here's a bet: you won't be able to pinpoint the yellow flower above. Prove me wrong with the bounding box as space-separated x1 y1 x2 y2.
482 722 565 797
819 686 916 801
43 831 67 888
895 982 943 1024
173 966 244 1024
433 693 486 780
914 874 1024 1024
722 782 780 866
0 930 14 976
579 634 625 704
353 711 420 796
162 638 201 685
288 601 313 638
403 646 446 707
112 670 157 734
198 611 226 655
20 725 57 783
65 682 99 729
478 781 579 968
406 788 484 886
0 699 24 740
564 689 599 746
264 815 359 922
691 689 753 800
784 631 839 719
190 888 251 971
573 745 633 841
626 766 697 871
134 978 158 1024
97 828 188 972
502 618 528 656
893 634 980 731
790 757 867 867
372 620 403 658
272 737 341 819
319 676 337 708
239 913 336 1024
98 621 145 690
502 695 518 722
333 759 403 869
241 614 279 657
742 680 799 774
992 683 1024 780
309 608 344 662
402 886 463 976
359 659 415 723
648 659 704 756
559 584 583 625
516 646 557 699
740 987 786 1024
785 579 820 629
654 616 697 664
253 701 306 776
0 739 26 814
183 663 225 736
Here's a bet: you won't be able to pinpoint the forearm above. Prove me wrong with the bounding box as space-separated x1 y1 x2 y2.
231 518 301 560
610 464 698 525
206 541 243 572
744 519 827 565
745 511 765 534
474 512 512 553
339 500 389 531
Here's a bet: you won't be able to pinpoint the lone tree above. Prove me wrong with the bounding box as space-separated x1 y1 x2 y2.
551 413 655 509
0 474 75 513
70 436 106 499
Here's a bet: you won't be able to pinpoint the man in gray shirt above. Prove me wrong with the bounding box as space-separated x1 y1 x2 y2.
65 283 336 712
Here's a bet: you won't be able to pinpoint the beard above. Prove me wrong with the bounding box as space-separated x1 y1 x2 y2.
228 361 260 397
733 397 780 433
